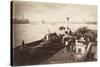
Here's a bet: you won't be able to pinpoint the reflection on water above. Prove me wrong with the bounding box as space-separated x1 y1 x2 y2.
13 23 97 48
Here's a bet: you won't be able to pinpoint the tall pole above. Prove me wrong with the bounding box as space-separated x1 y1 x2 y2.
66 17 69 27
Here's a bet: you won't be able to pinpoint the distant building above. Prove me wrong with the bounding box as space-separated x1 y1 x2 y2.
12 18 29 24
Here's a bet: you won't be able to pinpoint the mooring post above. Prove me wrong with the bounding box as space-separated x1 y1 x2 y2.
22 40 25 48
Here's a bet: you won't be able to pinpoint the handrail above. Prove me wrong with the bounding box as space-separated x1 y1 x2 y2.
81 42 92 61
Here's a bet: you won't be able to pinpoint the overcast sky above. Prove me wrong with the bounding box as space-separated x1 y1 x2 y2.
12 1 97 23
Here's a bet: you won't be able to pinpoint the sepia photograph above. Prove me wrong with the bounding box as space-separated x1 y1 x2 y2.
11 1 97 66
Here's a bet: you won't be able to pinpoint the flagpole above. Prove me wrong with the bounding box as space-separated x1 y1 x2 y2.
66 17 69 27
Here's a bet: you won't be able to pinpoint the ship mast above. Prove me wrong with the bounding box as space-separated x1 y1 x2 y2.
66 17 69 27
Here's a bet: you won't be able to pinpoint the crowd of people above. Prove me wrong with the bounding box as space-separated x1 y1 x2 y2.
58 26 97 53
42 25 97 52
